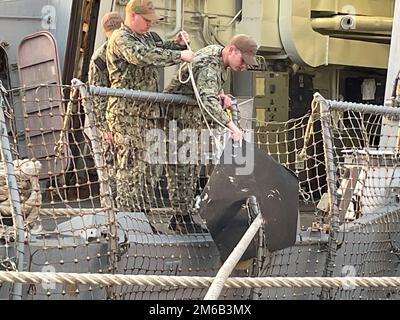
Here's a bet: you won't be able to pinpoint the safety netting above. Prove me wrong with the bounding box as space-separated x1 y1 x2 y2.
0 82 399 300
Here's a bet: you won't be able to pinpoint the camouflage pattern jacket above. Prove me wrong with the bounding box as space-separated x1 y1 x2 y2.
88 41 109 132
106 24 185 92
165 45 230 125
89 41 109 87
106 25 187 133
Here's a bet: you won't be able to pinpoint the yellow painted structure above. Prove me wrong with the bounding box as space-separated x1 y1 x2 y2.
99 0 394 70
91 0 395 99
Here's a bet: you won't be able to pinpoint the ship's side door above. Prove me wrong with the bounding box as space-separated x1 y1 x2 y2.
17 31 69 181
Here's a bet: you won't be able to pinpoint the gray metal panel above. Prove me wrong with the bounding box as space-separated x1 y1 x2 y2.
49 0 73 72
0 0 49 89
0 0 72 84
0 243 109 300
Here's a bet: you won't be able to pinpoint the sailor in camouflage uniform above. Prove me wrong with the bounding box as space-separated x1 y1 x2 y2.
88 12 123 196
88 12 123 135
165 34 258 232
106 0 194 213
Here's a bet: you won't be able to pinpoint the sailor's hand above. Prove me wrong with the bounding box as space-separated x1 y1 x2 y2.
219 94 233 110
176 31 190 47
104 131 113 144
180 50 194 63
230 128 243 142
227 121 243 142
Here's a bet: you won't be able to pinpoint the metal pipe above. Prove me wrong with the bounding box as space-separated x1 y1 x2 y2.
327 99 400 116
166 0 182 38
204 196 264 300
74 79 118 298
315 93 341 228
214 9 243 29
227 9 242 27
311 15 393 33
89 85 196 105
0 88 25 300
314 93 340 300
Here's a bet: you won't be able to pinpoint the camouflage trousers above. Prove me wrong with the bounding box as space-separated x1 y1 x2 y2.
91 98 117 199
93 97 108 131
166 105 203 215
167 163 200 214
98 135 117 199
108 100 162 212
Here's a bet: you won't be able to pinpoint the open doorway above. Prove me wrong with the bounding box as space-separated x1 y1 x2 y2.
0 46 11 91
0 46 13 226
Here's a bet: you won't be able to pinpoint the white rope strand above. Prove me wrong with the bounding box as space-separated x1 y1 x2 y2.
1 272 400 290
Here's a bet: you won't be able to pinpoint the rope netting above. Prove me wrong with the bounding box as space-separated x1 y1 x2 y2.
0 83 399 300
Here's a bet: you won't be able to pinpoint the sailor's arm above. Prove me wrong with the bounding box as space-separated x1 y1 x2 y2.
151 31 190 50
196 67 242 142
113 33 193 66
